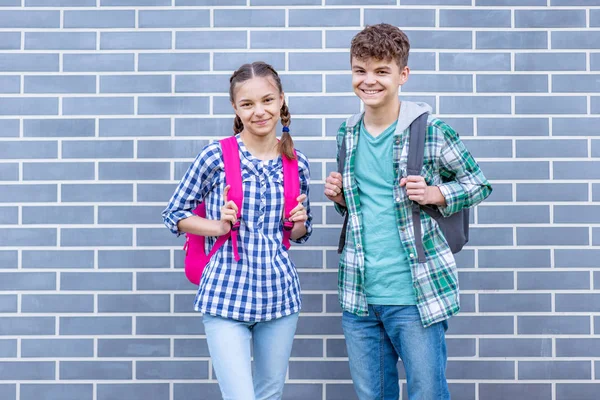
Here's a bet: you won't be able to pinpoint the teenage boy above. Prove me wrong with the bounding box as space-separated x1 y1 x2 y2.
324 23 492 399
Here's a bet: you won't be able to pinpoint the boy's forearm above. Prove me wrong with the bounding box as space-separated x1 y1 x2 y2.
426 186 447 207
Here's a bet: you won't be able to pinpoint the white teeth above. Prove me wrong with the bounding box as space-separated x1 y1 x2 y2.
364 90 380 94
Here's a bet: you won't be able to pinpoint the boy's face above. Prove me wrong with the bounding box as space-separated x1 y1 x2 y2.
351 57 409 110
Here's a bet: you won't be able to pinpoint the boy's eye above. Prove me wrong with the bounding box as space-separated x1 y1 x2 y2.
241 103 251 107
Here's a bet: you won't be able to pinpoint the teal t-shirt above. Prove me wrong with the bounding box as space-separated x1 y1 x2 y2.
355 119 416 305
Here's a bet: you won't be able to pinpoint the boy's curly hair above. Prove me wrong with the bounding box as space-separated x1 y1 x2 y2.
350 23 410 68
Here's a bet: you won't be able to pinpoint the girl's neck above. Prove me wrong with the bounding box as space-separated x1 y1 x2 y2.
240 130 279 161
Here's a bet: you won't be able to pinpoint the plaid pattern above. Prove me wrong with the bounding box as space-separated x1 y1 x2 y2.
162 135 312 322
335 114 492 327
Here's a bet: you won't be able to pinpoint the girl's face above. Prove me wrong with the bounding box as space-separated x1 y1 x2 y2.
232 76 284 138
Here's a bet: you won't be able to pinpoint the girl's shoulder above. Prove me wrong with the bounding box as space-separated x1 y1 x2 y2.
294 149 310 172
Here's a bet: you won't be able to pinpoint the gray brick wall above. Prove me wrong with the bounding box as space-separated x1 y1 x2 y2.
0 1 597 399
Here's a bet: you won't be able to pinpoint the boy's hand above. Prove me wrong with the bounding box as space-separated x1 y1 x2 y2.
325 172 346 207
400 176 446 206
219 185 239 235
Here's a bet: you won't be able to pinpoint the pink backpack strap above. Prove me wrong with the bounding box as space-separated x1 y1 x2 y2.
282 150 300 250
220 136 243 261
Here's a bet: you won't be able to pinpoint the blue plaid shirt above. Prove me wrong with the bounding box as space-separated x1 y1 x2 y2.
162 135 312 322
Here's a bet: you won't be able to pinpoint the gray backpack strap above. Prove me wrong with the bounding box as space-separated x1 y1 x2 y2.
337 114 361 254
407 113 429 263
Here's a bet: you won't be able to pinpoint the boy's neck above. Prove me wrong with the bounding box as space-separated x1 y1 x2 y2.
363 99 401 137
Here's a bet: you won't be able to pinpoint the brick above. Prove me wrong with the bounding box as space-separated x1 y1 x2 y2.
0 362 55 380
477 31 547 49
20 384 92 400
23 162 94 180
64 10 134 28
288 249 324 269
325 29 358 49
298 271 337 291
0 296 16 313
0 32 20 50
281 74 322 93
460 139 511 158
519 95 588 114
479 117 547 137
0 11 59 28
519 361 590 380
447 361 514 380
593 53 600 71
137 272 196 291
0 184 56 203
448 316 513 335
98 384 169 400
458 271 514 290
556 250 600 268
22 339 93 358
478 0 546 3
299 294 323 313
22 295 94 313
23 250 93 269
103 0 170 4
408 31 473 50
517 183 588 202
173 384 221 400
61 272 132 291
290 9 360 27
454 250 475 269
595 184 600 201
0 120 19 137
327 0 394 3
0 229 57 247
0 76 19 94
478 204 550 224
137 361 209 380
0 251 16 269
326 384 358 400
60 317 132 336
517 139 587 158
138 139 208 158
27 0 95 4
139 97 209 115
517 10 586 28
326 338 347 357
441 10 510 28
213 96 236 114
440 53 510 71
480 294 551 313
100 118 170 137
63 140 133 159
440 96 511 114
0 141 56 159
594 97 600 114
289 361 351 380
480 339 552 357
61 361 131 380
554 75 600 92
297 316 343 335
99 294 170 313
99 162 170 180
101 32 171 50
445 338 475 358
137 317 204 335
64 54 134 72
214 9 284 27
0 339 15 356
61 228 133 247
24 119 95 138
139 10 209 28
516 53 585 72
557 384 600 400
252 30 321 49
519 316 590 334
100 75 170 94
173 295 196 313
294 140 335 159
177 31 246 49
325 74 351 93
175 74 229 93
62 183 133 202
138 183 175 202
25 32 95 50
364 9 435 27
477 74 548 93
404 74 472 93
0 317 54 335
98 205 163 224
0 207 16 224
64 97 134 116
555 162 600 179
99 339 170 358
518 227 589 246
0 97 58 115
214 52 283 71
23 206 93 224
479 384 552 400
0 164 18 181
553 0 600 4
557 294 600 313
1 54 60 72
290 96 360 115
479 249 551 268
553 32 600 49
555 205 600 224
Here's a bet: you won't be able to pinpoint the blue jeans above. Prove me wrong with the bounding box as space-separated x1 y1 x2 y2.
202 312 299 400
342 305 450 400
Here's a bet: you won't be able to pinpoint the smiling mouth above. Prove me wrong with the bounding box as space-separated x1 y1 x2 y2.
361 89 383 95
253 119 270 125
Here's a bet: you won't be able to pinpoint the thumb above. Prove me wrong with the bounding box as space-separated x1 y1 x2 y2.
296 194 307 203
223 185 230 203
400 178 407 187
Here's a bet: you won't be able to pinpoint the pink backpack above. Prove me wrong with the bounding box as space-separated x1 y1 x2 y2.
183 136 300 285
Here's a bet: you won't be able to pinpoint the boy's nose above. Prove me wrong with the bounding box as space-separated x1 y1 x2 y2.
364 73 377 84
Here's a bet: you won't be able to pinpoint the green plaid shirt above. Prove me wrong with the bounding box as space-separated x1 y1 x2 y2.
335 113 492 327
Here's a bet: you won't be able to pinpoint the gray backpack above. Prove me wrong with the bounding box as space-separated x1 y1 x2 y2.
336 113 469 263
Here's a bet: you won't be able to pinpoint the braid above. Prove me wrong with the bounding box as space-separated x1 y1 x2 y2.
278 102 295 160
233 115 244 134
280 101 291 127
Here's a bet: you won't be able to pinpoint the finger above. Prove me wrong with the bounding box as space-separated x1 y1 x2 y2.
296 194 307 203
406 175 425 183
224 200 238 214
329 171 342 180
400 178 407 187
223 185 230 203
290 204 304 215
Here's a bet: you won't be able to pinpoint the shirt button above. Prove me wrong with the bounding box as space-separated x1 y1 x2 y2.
395 197 401 202
357 244 362 250
401 227 406 232
395 139 400 145
409 253 415 259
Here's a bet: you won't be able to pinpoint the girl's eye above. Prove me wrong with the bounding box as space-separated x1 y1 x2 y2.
265 98 273 103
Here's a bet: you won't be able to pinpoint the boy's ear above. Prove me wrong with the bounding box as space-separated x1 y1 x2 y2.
400 66 410 84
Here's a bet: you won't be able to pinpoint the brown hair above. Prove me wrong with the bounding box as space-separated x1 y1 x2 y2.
350 23 410 69
229 61 295 160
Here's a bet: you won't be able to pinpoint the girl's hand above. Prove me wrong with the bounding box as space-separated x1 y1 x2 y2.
289 194 308 225
219 185 239 235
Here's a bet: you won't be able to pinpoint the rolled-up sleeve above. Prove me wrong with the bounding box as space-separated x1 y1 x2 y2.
291 151 313 244
161 143 222 235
